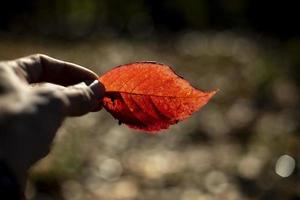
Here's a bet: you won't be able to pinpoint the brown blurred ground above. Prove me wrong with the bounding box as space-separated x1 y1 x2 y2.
1 31 299 200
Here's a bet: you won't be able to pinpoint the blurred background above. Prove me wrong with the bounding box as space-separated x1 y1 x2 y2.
0 0 299 199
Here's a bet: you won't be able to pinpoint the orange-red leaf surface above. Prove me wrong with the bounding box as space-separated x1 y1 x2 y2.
99 62 216 132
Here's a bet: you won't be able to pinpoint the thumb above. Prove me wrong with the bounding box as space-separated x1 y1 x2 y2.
64 80 105 116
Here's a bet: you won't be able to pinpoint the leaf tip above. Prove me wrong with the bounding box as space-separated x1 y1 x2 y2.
206 89 218 100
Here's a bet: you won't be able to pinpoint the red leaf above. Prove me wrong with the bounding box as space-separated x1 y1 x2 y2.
99 62 217 132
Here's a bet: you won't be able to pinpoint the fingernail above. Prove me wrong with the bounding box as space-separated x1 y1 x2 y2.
89 80 105 99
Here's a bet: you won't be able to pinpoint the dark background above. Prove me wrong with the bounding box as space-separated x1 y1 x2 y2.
0 1 299 200
0 0 299 39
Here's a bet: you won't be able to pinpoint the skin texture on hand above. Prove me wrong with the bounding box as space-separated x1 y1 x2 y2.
0 54 105 191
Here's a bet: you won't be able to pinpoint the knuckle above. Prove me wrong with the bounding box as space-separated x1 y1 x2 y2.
48 90 68 107
31 53 45 60
36 54 53 63
37 89 69 112
79 86 91 99
29 54 49 66
29 54 43 64
73 84 93 101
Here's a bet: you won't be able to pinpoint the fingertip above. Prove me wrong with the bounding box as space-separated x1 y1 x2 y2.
63 81 105 116
89 80 105 100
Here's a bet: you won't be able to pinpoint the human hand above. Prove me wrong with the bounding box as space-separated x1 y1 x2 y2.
0 54 104 189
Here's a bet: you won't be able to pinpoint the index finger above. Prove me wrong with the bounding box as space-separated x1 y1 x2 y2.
15 54 98 86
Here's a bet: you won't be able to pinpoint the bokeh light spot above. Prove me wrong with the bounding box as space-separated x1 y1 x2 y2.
275 154 296 178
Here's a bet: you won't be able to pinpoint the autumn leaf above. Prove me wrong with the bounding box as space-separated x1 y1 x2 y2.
99 62 217 132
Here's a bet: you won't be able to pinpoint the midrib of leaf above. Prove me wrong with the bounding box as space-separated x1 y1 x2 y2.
106 90 210 98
